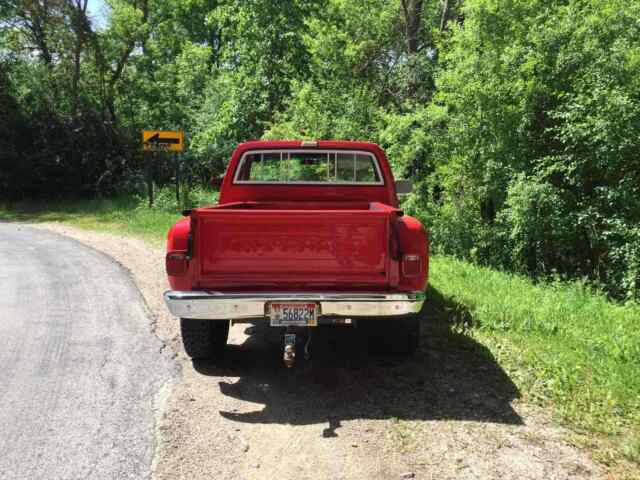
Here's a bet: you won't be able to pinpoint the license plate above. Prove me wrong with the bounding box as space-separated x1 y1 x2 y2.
269 302 318 327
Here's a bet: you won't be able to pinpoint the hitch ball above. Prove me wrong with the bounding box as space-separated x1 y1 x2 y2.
283 344 296 368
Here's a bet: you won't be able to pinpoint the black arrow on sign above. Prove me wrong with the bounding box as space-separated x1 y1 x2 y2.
145 132 180 145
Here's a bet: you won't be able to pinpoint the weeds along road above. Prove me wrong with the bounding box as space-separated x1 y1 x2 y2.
0 224 176 480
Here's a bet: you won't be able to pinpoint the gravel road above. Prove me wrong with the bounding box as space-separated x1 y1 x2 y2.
0 224 177 480
26 223 606 480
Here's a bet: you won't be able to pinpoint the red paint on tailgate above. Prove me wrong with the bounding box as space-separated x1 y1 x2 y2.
194 209 390 289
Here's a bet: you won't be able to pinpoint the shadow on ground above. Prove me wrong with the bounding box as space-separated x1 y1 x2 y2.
193 286 522 431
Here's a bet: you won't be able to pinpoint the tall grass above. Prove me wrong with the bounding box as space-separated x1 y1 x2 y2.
429 256 640 464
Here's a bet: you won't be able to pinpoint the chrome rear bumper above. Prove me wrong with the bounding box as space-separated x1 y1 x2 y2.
163 291 425 320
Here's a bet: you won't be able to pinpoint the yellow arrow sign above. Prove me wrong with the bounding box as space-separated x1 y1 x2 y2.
142 130 184 152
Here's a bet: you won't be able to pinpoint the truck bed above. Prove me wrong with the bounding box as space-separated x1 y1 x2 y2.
191 202 400 291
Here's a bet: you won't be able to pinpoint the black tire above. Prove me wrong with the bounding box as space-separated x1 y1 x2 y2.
180 318 229 360
361 314 420 356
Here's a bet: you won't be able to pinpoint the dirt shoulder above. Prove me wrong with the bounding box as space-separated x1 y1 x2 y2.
36 222 604 480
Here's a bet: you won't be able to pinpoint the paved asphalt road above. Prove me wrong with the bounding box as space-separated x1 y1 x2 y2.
0 224 176 480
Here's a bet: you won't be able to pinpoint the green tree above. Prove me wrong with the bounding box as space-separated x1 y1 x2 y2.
419 0 640 299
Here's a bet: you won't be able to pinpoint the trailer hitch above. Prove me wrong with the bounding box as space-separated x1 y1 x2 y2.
283 333 296 368
283 329 313 368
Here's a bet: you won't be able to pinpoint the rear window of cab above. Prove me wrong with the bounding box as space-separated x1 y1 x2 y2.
234 150 383 185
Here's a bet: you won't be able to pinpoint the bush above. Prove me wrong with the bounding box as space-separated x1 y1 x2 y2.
402 0 640 301
138 185 218 213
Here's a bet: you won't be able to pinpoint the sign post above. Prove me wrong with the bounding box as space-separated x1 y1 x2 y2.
146 152 154 208
175 154 180 203
142 130 185 207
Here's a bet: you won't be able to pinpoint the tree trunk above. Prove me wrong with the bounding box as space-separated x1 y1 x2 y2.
67 0 89 117
440 0 450 31
400 0 424 99
401 0 423 55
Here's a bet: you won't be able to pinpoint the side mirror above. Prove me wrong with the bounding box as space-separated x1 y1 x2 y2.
396 179 413 196
210 176 224 191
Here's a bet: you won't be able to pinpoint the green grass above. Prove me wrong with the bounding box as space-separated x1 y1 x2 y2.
0 187 216 246
1 197 638 467
429 256 640 466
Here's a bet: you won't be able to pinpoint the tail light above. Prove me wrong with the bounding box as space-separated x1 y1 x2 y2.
402 254 422 277
166 251 188 276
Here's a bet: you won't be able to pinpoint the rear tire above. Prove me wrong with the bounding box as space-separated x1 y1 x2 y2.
361 314 420 356
180 319 230 360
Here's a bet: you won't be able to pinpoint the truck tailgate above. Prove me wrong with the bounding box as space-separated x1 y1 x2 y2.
193 209 393 289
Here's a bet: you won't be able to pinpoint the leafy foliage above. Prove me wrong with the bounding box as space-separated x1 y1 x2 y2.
1 0 639 300
424 0 640 300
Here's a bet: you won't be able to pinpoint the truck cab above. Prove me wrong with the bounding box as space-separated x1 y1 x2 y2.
163 140 428 365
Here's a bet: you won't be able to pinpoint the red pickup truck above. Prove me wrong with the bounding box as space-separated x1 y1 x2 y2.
163 140 428 366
